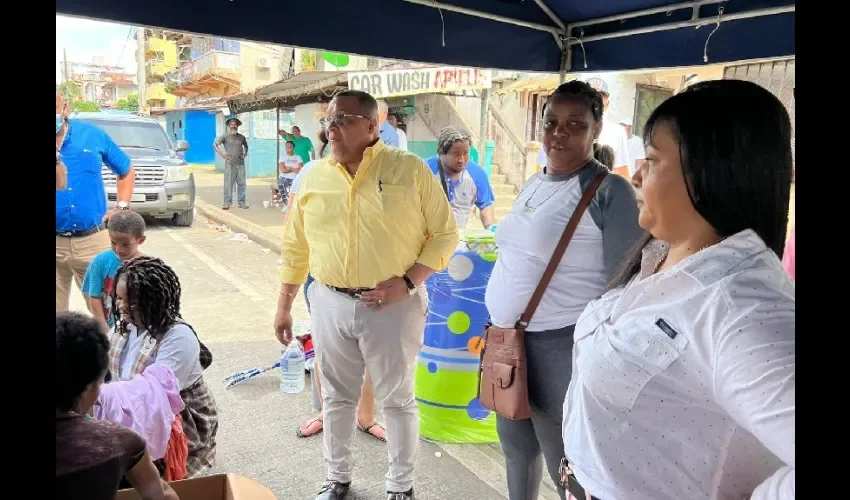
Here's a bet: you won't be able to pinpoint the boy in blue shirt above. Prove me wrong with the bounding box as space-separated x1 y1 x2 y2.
81 211 147 332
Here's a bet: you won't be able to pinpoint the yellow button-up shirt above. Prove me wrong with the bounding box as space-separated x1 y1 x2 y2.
280 140 459 288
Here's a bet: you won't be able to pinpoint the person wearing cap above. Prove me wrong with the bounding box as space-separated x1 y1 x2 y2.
597 91 631 178
619 117 646 178
214 117 249 210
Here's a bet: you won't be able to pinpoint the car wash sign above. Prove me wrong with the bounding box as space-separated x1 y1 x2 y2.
348 66 492 99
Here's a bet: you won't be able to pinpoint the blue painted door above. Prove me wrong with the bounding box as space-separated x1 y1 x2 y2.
184 111 216 164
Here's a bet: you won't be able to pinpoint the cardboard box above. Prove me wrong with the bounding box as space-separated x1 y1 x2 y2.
115 473 277 500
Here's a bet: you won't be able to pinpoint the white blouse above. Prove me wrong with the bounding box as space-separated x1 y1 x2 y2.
563 229 795 500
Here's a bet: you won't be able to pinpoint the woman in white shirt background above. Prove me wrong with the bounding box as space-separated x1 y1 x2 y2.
562 80 794 500
485 81 644 500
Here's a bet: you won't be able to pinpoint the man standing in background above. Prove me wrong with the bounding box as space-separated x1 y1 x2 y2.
56 90 136 312
597 90 631 177
619 118 646 178
214 117 249 210
426 126 496 231
388 114 408 151
377 100 399 148
279 125 316 164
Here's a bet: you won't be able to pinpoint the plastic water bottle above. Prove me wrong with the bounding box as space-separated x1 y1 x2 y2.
280 342 306 394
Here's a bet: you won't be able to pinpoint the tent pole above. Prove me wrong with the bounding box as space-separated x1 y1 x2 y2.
402 0 792 49
575 5 794 44
401 0 562 35
532 0 566 32
276 102 280 172
559 31 571 84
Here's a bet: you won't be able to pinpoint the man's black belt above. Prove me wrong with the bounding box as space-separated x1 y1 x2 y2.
560 458 601 500
56 223 106 238
327 285 375 299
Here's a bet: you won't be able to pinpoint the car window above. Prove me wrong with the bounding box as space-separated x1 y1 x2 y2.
81 119 174 151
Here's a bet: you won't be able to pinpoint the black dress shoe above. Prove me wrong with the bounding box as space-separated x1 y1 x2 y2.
387 488 414 500
316 481 350 500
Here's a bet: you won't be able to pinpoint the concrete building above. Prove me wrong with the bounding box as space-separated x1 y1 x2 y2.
166 36 291 106
142 31 185 109
66 57 137 108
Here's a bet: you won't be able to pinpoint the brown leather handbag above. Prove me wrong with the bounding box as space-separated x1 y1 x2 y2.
477 171 608 420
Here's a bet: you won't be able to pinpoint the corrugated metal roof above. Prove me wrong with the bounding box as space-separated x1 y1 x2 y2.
227 71 349 114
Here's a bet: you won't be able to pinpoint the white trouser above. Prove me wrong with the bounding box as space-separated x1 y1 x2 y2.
308 282 427 493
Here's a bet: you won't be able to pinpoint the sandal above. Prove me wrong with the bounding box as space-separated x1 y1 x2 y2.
296 415 323 438
357 421 387 442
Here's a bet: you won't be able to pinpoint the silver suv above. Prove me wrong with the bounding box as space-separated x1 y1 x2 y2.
76 112 196 226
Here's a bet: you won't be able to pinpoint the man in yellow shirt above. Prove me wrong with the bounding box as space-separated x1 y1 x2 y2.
274 90 458 500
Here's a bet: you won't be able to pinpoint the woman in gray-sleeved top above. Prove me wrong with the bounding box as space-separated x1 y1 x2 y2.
484 81 644 500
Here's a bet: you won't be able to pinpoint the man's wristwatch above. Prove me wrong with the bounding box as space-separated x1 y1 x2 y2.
402 274 417 295
117 201 131 210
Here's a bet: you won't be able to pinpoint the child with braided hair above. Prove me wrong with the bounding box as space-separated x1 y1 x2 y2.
107 256 218 478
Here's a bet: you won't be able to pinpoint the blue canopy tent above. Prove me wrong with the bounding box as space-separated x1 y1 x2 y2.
56 0 793 75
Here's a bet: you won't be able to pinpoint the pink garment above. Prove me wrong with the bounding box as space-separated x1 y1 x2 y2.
782 225 795 281
94 364 185 461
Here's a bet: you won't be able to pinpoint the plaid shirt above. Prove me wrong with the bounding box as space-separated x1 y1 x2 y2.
106 327 218 477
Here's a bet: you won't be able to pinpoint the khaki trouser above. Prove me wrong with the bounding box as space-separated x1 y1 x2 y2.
56 229 110 312
308 282 427 493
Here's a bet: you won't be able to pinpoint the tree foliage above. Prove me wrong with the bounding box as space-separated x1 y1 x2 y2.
116 94 140 112
299 51 317 72
57 82 100 112
70 101 100 112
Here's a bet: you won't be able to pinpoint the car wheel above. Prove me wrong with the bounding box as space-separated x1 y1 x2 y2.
173 209 194 227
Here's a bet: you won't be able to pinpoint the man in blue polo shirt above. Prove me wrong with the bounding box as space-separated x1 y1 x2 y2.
425 126 496 231
377 100 399 148
55 91 135 312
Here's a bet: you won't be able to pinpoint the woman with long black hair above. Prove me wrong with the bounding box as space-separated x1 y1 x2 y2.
561 80 795 500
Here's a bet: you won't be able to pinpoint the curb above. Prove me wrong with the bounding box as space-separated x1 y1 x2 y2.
195 199 283 254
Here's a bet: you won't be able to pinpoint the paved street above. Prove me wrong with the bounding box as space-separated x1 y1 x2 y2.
67 211 558 500
194 167 288 236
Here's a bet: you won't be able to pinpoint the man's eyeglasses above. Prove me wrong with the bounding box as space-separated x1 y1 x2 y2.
321 113 372 129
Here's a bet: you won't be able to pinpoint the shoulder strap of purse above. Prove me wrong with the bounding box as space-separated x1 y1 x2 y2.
517 171 608 329
173 319 201 342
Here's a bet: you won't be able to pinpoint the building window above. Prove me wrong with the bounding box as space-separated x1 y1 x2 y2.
252 110 284 140
525 92 550 142
632 85 673 138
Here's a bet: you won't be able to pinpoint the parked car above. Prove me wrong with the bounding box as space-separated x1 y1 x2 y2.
75 112 196 226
